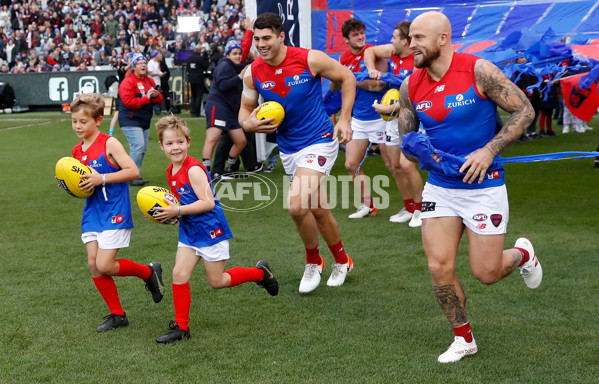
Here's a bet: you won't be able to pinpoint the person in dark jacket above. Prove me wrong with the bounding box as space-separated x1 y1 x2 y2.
186 45 209 117
118 52 163 186
200 40 250 175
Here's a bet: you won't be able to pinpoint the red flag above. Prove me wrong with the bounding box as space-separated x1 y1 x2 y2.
561 73 599 122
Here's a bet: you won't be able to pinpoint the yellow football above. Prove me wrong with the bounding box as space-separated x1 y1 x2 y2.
136 186 179 225
55 157 94 198
380 88 400 121
257 101 285 126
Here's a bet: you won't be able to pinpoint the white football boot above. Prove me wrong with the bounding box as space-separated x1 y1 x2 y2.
349 205 377 219
408 210 422 227
326 256 354 287
299 263 324 293
515 237 543 289
438 336 478 363
389 207 412 223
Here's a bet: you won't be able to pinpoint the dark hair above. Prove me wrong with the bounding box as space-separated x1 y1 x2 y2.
342 18 365 39
395 21 411 44
254 12 283 35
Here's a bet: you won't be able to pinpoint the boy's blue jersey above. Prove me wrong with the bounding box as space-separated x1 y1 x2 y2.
251 47 335 154
167 156 232 247
72 132 134 232
408 52 504 189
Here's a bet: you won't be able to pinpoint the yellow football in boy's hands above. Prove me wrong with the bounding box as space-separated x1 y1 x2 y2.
55 157 94 198
137 186 179 225
257 101 285 126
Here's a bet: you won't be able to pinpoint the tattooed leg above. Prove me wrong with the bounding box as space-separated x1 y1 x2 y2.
434 284 469 328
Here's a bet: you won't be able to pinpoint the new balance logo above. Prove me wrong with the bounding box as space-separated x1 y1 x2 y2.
434 85 445 93
275 69 282 75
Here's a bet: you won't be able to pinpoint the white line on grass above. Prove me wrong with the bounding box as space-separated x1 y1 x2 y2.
0 118 71 131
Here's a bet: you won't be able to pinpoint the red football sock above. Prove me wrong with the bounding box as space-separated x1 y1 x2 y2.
226 267 264 287
92 275 124 316
362 196 374 209
404 199 415 213
328 241 349 265
173 282 191 331
453 322 473 343
116 259 152 280
515 247 530 267
414 201 422 211
306 245 323 265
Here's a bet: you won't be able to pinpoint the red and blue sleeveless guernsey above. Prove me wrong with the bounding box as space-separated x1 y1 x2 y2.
389 52 414 78
167 155 232 247
251 47 334 154
408 52 504 189
72 132 134 232
339 44 385 121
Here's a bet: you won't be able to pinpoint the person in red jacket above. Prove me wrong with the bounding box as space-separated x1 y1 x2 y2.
118 52 163 186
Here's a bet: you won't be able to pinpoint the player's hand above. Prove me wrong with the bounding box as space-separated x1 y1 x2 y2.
153 198 178 223
371 99 396 115
334 118 352 144
242 106 279 133
79 167 100 191
368 68 382 80
460 146 495 184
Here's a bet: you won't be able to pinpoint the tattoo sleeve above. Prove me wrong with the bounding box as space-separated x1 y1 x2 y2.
433 284 469 327
397 77 419 136
475 60 535 155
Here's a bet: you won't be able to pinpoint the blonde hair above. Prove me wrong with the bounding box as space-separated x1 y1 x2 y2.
156 115 191 142
70 93 105 118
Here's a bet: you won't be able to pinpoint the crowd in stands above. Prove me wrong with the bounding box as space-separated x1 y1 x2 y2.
0 0 247 74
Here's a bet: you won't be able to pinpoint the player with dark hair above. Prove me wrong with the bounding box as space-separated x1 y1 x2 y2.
69 93 164 333
332 18 387 219
239 12 357 293
396 11 542 363
365 21 424 227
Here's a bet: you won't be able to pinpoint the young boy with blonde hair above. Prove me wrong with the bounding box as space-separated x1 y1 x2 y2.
69 93 165 333
152 115 278 344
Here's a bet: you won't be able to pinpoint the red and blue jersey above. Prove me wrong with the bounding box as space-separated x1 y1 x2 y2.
251 47 334 154
339 44 385 121
389 52 414 84
167 155 232 247
72 132 133 232
408 52 504 189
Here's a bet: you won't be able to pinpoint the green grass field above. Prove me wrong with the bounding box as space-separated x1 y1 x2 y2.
0 112 597 383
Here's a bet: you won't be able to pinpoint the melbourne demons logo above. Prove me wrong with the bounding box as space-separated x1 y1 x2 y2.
261 81 276 90
415 100 432 112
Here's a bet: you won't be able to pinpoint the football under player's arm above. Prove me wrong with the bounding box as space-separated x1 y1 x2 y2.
396 77 420 164
364 44 392 80
238 66 278 133
309 49 356 143
458 59 535 184
153 165 215 222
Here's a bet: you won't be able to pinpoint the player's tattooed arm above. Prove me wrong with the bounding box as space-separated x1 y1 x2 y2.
433 284 469 328
475 59 535 156
397 77 420 163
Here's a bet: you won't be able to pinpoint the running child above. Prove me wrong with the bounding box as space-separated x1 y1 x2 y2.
152 115 278 344
69 93 165 333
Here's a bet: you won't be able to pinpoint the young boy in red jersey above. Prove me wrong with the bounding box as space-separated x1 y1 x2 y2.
69 93 165 333
152 115 278 344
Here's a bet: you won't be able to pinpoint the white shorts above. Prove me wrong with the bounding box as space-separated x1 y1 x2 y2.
81 228 131 249
351 117 386 143
420 183 509 235
178 239 230 262
384 119 400 146
280 140 338 178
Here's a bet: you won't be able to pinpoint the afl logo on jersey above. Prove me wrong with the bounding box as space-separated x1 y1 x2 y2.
261 81 276 90
415 101 432 112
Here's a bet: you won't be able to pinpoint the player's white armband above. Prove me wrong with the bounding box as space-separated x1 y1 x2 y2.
242 65 258 99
